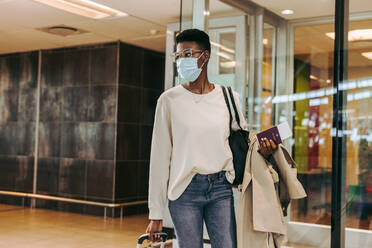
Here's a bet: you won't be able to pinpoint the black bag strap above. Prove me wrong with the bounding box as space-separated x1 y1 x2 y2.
221 86 233 133
227 86 243 130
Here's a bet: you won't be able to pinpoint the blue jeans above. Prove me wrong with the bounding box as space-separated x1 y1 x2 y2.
168 171 237 248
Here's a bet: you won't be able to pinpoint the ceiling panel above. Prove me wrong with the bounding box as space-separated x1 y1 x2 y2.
55 32 115 47
251 0 372 20
294 19 372 69
0 0 371 56
0 29 63 54
0 0 94 29
93 0 180 24
350 1 372 14
77 15 166 38
123 35 166 52
0 0 176 54
252 0 333 19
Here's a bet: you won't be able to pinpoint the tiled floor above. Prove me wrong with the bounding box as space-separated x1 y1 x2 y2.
0 204 316 248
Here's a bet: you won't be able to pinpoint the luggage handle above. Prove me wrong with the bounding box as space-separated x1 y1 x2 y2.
137 232 168 246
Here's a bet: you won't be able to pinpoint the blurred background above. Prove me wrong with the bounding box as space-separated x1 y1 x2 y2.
0 0 371 247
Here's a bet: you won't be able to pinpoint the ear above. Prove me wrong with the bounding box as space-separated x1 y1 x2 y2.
203 50 210 63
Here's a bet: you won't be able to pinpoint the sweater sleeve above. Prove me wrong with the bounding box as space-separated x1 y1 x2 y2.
148 95 172 220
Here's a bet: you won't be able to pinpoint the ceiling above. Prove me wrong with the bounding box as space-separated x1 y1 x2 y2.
294 19 372 70
0 0 236 55
0 0 179 54
0 0 371 61
251 0 372 19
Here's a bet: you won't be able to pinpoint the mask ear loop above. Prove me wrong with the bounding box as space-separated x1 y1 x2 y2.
197 51 207 69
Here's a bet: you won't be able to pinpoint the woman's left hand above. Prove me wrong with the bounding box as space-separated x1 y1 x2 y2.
259 138 278 155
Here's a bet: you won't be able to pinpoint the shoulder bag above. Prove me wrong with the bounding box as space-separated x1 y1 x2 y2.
221 86 250 186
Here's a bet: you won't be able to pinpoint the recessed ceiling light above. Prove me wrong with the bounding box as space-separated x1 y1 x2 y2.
281 9 294 15
362 52 372 60
326 29 372 41
33 0 128 19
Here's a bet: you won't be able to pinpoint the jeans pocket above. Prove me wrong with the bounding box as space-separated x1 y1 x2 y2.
215 175 231 191
221 173 230 184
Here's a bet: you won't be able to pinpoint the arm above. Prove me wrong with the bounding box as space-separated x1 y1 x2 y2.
231 90 277 155
148 95 173 220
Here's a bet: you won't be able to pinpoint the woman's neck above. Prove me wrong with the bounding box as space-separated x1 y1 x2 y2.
187 70 213 94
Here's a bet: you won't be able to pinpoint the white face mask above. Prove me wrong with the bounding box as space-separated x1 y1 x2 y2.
176 52 205 82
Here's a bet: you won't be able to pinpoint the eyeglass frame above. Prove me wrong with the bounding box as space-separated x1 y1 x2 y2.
171 48 204 62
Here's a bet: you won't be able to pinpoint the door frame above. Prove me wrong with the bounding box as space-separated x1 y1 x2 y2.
165 15 248 113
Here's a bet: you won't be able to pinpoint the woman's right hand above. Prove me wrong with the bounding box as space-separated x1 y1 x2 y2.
146 220 163 242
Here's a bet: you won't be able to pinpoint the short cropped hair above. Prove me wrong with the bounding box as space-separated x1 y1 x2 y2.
175 29 211 53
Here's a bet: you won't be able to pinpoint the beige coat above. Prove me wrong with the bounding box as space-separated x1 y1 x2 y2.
237 134 307 247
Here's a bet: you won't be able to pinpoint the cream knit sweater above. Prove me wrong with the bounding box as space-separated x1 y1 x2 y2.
148 84 247 220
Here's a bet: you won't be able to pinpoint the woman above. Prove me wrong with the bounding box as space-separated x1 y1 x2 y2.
146 29 277 248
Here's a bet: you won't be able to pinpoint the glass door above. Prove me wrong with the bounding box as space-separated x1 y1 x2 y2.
261 23 277 131
207 15 247 102
169 14 248 114
208 27 237 89
246 10 281 133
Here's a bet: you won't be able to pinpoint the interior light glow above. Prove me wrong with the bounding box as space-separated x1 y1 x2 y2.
326 29 372 41
216 51 234 61
309 97 329 107
33 0 128 19
362 52 372 60
211 41 235 54
220 61 236 68
310 75 319 80
271 78 372 104
264 96 272 104
281 9 294 15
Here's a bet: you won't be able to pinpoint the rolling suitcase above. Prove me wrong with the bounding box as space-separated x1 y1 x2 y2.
136 232 169 248
136 230 212 248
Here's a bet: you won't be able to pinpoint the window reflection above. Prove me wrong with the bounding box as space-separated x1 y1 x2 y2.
288 20 372 230
261 24 275 131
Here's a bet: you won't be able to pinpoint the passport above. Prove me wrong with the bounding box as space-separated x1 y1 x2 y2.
256 121 292 148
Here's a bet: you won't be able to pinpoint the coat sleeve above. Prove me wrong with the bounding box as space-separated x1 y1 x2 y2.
272 144 307 200
148 95 173 220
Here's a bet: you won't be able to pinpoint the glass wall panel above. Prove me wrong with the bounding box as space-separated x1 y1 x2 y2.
176 0 372 246
177 0 246 95
261 23 276 131
247 0 336 246
180 0 193 30
344 12 372 230
177 0 372 246
208 27 237 89
290 22 335 228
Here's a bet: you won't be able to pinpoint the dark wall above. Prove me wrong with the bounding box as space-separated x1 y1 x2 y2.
0 52 38 195
115 42 164 202
0 41 164 215
37 43 117 205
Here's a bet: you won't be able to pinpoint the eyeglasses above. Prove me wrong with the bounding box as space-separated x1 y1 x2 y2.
171 48 204 62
